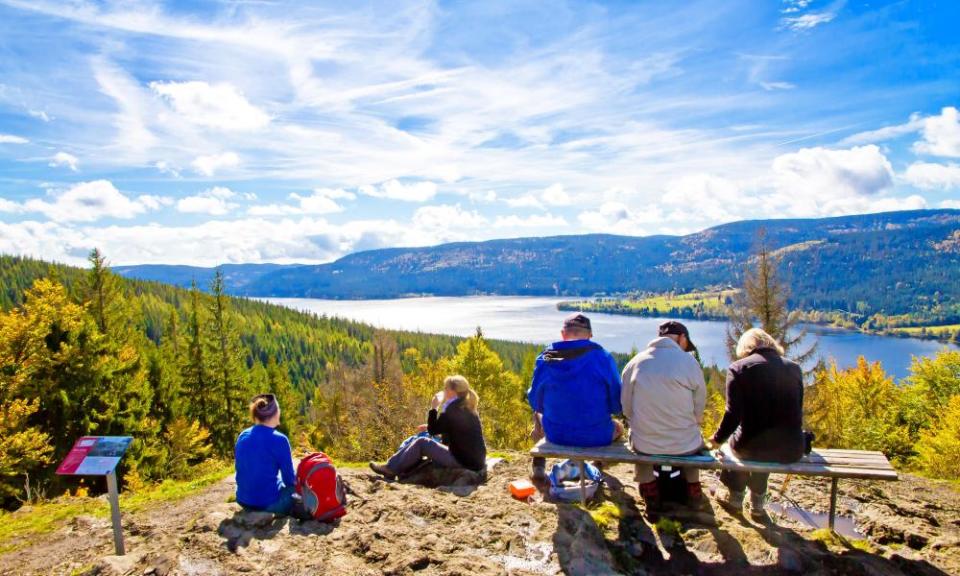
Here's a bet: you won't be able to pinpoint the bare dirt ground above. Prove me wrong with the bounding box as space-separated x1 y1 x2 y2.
1 454 957 576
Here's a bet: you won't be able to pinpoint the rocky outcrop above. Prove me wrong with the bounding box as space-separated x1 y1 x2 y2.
2 455 957 575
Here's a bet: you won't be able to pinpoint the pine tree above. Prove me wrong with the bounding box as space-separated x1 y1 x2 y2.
726 231 817 367
183 281 212 432
207 270 250 452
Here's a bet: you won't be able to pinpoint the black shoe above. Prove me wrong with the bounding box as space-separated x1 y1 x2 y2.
369 462 397 480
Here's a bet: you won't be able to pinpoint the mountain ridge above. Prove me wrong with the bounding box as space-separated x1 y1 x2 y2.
114 209 960 319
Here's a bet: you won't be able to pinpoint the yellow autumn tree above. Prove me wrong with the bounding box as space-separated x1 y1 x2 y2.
914 395 960 479
805 357 912 461
0 283 55 500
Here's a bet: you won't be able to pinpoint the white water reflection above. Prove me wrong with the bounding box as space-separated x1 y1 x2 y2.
264 296 957 380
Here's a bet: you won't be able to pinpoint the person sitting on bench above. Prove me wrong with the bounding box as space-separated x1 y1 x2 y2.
235 394 300 516
370 375 487 479
527 313 623 480
621 321 707 510
711 328 805 520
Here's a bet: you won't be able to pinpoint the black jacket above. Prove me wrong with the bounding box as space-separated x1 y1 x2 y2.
712 348 805 463
427 398 487 471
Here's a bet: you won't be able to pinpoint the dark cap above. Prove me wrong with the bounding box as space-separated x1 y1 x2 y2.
563 313 592 332
659 321 697 352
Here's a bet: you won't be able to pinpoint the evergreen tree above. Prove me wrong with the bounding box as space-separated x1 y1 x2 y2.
207 270 250 452
726 231 817 367
183 281 212 432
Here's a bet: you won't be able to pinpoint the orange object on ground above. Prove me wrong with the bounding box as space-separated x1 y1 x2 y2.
509 479 536 499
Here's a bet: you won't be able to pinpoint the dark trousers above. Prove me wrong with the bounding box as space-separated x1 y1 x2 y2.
387 436 461 475
720 469 768 494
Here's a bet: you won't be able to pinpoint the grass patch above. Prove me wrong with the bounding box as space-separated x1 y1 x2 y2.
330 459 371 470
584 501 622 529
809 528 875 553
559 290 736 320
0 460 233 554
654 517 683 537
892 324 960 337
488 451 514 463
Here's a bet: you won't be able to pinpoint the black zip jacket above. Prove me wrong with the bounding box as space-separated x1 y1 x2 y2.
427 397 487 471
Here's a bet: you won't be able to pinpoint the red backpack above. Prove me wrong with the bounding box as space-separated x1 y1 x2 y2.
295 452 347 522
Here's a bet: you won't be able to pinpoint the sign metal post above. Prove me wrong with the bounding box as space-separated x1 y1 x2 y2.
56 436 133 556
105 469 125 555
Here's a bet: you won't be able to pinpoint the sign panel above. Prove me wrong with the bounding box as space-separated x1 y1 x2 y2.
56 436 133 476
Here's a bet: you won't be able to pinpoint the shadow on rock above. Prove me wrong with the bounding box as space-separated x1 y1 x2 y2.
553 504 621 575
217 509 340 552
397 462 487 496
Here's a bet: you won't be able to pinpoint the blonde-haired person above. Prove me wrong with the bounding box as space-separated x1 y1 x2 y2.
234 394 299 515
710 328 804 520
370 375 487 479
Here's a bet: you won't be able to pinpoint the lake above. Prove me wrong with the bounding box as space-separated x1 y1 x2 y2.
265 296 957 380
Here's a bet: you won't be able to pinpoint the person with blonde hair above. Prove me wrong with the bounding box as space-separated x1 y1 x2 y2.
370 375 487 479
710 328 804 520
234 393 299 515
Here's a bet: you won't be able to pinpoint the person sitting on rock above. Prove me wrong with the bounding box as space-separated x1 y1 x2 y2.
369 375 487 479
234 393 299 516
621 321 707 511
527 313 624 479
710 328 805 520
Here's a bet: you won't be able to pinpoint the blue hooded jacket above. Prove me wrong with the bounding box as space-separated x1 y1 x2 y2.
527 339 623 447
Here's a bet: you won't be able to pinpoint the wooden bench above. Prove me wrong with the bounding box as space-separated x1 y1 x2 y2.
530 439 898 530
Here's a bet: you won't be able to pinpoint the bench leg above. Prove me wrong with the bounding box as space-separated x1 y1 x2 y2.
579 460 587 506
828 478 838 531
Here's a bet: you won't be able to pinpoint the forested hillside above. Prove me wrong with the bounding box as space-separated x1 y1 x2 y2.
0 253 542 509
116 210 960 325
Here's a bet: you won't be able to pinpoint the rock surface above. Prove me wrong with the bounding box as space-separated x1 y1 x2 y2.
1 455 958 575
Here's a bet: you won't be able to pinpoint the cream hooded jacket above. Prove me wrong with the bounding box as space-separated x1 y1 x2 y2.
621 336 706 455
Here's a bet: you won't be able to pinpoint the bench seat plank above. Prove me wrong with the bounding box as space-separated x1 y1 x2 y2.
530 440 898 481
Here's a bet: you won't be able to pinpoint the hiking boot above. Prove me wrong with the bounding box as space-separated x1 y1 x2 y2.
531 457 547 482
749 490 769 521
639 480 660 515
686 481 705 508
717 488 745 514
369 462 397 480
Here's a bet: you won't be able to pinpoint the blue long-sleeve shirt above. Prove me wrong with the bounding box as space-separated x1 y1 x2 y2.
527 339 623 447
234 424 296 509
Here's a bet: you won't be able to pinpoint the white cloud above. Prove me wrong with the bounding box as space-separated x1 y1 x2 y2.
155 160 181 178
578 201 664 235
913 107 960 158
136 195 173 210
49 151 79 171
0 134 28 144
781 11 836 31
941 200 960 209
412 204 487 238
662 174 750 223
0 198 22 213
902 162 960 191
503 183 572 209
841 113 923 145
176 186 238 215
771 145 895 215
150 81 270 131
504 194 543 209
759 81 796 91
359 180 438 202
248 188 349 216
191 152 240 176
22 180 157 222
493 213 567 228
469 190 498 203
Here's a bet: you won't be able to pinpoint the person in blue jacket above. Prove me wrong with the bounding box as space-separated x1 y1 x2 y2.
234 394 299 515
527 313 623 479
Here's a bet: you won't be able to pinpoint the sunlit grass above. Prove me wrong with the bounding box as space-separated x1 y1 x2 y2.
809 528 875 553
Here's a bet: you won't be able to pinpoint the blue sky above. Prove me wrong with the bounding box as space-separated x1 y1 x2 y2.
0 0 958 266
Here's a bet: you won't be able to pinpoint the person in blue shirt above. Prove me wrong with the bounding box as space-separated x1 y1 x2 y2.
527 313 624 479
234 394 298 515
